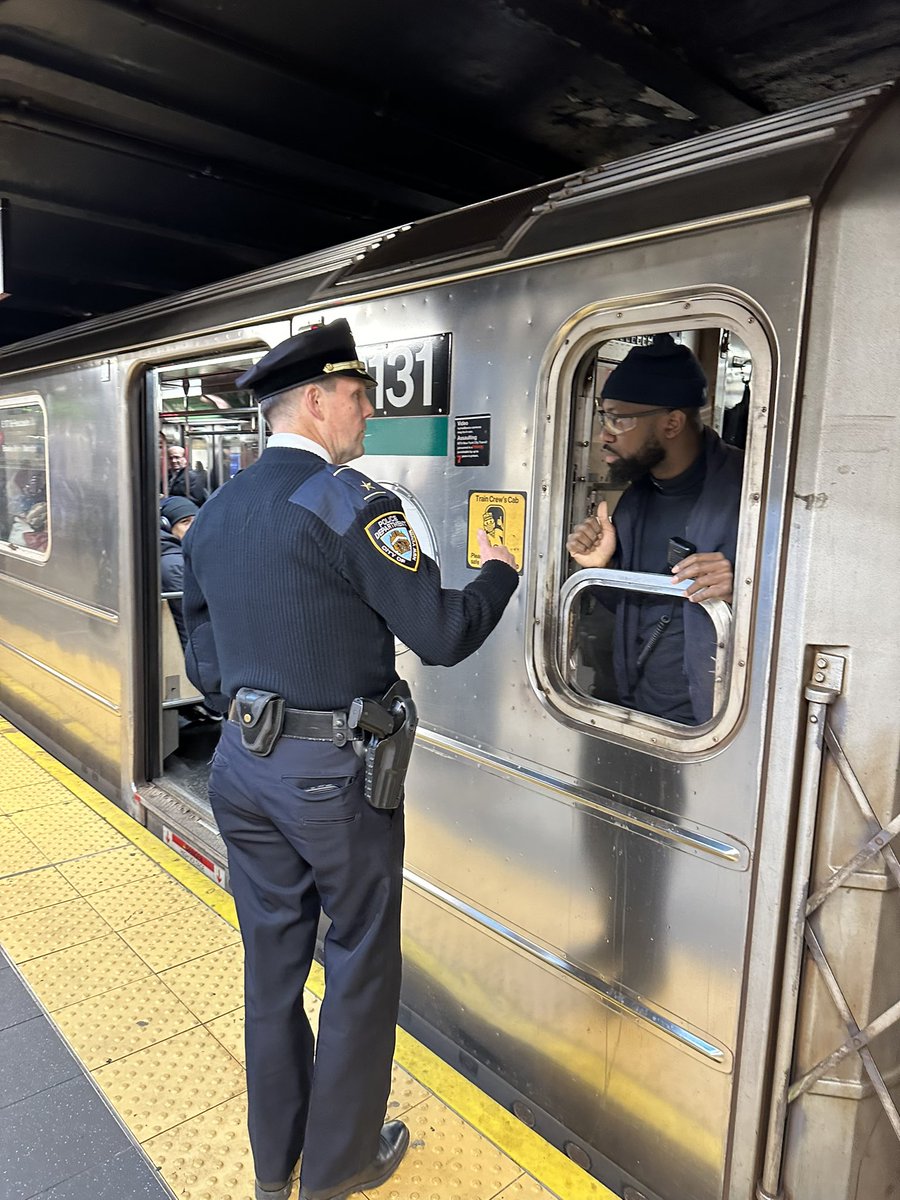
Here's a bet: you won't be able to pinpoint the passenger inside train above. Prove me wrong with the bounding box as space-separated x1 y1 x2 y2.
0 400 50 560
565 329 748 726
160 494 200 649
166 442 209 505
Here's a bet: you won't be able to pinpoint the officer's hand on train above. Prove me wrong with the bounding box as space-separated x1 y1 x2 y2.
566 501 616 568
477 528 518 570
672 552 734 605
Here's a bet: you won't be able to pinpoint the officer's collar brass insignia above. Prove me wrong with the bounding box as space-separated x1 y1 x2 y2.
364 512 420 571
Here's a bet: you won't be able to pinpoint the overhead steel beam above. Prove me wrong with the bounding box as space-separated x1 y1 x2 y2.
0 0 546 195
0 55 456 218
0 110 371 254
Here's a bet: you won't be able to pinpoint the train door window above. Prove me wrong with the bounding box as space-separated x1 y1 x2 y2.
152 353 264 499
532 297 771 752
0 396 50 563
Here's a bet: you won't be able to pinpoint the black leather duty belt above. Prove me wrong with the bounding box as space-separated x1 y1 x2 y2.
227 701 350 743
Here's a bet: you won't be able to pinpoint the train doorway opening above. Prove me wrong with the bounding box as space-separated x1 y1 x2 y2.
139 345 271 881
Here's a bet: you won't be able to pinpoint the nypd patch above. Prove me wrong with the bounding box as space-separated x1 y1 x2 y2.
364 511 420 571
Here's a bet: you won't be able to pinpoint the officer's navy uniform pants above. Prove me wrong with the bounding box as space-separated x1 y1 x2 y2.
209 722 405 1191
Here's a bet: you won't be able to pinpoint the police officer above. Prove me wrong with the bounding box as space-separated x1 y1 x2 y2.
182 319 518 1200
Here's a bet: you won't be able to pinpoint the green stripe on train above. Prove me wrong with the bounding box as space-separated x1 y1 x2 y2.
363 416 449 457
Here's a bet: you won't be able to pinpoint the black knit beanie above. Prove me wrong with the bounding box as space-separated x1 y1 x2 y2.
601 333 708 408
160 495 199 526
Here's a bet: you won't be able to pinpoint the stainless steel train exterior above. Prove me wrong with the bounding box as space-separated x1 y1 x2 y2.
1 84 898 1200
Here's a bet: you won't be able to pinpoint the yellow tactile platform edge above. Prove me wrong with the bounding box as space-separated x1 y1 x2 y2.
1 724 617 1200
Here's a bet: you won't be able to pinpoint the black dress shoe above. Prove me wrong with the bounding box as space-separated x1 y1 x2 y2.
299 1120 409 1200
255 1180 292 1200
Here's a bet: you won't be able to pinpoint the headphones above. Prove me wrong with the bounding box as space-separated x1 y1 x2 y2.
160 514 172 532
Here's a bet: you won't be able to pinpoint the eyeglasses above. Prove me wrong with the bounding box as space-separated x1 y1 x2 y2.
593 405 671 434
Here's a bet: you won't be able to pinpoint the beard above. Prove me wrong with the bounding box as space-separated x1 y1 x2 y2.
607 437 666 485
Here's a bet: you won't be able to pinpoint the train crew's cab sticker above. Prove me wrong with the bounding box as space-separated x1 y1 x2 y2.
466 491 526 573
454 414 491 466
365 511 421 571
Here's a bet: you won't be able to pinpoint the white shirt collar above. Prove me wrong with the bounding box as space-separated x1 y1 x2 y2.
266 433 331 462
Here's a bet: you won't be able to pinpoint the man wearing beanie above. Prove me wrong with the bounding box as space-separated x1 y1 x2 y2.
159 495 199 648
567 332 743 725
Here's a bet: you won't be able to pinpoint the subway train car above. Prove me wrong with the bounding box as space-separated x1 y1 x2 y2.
1 83 899 1200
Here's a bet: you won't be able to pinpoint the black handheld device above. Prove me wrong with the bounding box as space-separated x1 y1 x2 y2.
667 536 696 569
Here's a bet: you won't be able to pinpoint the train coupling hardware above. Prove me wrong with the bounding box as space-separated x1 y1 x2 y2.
348 681 419 811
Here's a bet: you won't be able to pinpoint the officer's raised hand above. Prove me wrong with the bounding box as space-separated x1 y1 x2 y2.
477 528 517 570
566 500 617 568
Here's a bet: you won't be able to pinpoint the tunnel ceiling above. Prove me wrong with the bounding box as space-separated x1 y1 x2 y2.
1 0 898 347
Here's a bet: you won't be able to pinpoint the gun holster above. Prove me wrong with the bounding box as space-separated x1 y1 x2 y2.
353 681 418 811
234 687 285 756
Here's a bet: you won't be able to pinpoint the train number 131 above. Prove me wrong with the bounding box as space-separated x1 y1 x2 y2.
360 333 451 418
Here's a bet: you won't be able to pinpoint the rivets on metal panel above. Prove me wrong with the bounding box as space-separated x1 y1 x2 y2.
816 658 827 668
512 1100 536 1127
815 672 826 683
242 713 252 723
810 715 819 724
564 1141 591 1170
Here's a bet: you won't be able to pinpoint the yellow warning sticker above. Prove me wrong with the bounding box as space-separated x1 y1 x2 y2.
466 491 526 573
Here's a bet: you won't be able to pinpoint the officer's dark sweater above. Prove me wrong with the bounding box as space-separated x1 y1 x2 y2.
182 447 518 710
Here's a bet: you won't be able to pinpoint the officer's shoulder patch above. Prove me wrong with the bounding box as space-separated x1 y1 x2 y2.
364 511 420 572
288 464 393 535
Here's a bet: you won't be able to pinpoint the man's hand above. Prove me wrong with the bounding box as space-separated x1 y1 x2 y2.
672 552 734 604
477 528 518 570
566 501 617 568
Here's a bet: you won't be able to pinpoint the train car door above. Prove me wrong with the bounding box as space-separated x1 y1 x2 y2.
523 293 772 1199
136 338 280 884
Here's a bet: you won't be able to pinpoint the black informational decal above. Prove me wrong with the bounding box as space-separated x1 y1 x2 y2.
454 414 491 466
358 333 451 418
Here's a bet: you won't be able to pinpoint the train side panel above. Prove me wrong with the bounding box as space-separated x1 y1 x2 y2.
772 93 900 1200
0 359 127 797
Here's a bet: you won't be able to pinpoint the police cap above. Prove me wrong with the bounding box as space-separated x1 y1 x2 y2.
235 319 377 401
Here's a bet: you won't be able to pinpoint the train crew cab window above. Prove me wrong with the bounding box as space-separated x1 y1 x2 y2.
533 299 770 752
0 396 50 563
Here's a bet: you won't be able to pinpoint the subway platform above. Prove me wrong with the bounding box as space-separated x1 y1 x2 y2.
0 717 614 1200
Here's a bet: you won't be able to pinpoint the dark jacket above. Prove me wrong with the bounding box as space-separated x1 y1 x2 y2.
168 467 208 507
160 528 187 648
611 426 743 723
182 448 518 713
